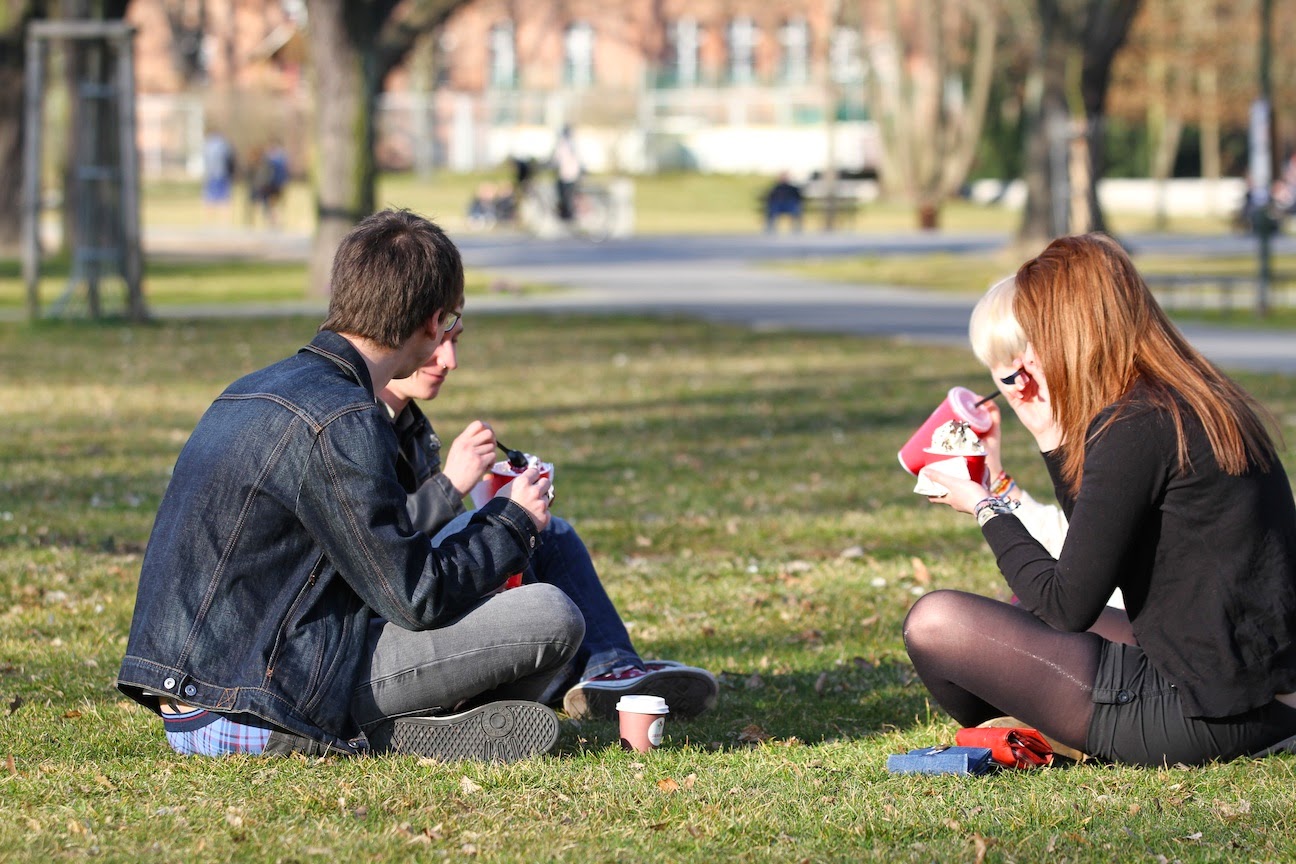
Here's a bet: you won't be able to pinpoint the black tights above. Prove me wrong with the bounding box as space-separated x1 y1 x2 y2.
902 589 1103 752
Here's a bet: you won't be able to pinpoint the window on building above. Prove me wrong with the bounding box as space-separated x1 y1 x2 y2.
830 25 864 85
727 17 756 85
564 22 595 88
665 18 700 87
778 18 809 85
434 31 454 87
488 21 516 89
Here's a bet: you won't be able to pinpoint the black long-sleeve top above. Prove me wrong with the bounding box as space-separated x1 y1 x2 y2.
983 383 1296 718
392 400 467 535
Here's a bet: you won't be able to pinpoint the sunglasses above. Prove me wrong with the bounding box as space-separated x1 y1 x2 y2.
999 366 1026 386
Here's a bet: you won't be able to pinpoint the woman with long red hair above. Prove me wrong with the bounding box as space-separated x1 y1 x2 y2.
910 232 1296 765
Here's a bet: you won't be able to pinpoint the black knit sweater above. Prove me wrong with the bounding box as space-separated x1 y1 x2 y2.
983 383 1296 718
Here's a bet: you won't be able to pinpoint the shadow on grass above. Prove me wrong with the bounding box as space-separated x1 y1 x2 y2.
554 661 934 756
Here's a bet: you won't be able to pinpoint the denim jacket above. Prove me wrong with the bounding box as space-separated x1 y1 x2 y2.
117 331 540 750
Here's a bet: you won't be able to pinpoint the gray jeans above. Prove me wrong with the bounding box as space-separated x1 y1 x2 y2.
349 568 584 747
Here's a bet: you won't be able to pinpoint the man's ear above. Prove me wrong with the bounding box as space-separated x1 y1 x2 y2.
423 312 444 342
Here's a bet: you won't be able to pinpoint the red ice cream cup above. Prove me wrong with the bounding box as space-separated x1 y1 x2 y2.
476 458 554 591
898 386 994 476
479 458 555 498
922 449 988 487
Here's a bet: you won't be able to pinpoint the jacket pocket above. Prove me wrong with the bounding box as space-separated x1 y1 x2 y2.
264 554 326 684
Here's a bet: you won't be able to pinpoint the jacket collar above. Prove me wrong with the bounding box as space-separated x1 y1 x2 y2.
301 330 376 397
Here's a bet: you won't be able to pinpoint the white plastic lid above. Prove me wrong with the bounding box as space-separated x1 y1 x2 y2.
616 694 670 714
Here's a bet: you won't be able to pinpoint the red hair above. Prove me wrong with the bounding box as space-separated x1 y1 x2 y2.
1012 233 1277 493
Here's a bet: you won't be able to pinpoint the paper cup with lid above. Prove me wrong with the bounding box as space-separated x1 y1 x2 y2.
616 694 669 753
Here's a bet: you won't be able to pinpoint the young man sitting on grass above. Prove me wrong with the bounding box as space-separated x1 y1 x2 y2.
117 210 584 761
380 317 719 722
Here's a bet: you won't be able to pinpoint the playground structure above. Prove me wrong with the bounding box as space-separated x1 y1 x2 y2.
21 19 145 323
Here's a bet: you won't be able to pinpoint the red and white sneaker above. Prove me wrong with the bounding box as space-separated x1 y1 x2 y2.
561 660 718 721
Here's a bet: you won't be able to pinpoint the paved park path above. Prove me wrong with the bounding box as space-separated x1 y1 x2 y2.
60 225 1296 375
454 231 1296 375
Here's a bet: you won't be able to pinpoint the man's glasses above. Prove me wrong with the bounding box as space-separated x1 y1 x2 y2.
999 366 1026 386
443 310 462 332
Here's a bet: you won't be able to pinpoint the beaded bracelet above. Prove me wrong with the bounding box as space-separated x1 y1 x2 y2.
975 494 1020 527
989 471 1016 497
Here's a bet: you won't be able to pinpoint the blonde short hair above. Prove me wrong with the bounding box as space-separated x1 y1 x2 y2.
968 276 1024 368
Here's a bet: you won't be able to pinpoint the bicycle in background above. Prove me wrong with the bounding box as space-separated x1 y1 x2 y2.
518 180 612 242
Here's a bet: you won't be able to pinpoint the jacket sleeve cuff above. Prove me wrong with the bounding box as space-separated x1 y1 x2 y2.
475 496 542 559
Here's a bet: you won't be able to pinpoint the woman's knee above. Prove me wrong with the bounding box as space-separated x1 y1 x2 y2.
902 589 972 654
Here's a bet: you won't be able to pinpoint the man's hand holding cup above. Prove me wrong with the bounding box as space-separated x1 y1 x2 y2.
499 466 552 532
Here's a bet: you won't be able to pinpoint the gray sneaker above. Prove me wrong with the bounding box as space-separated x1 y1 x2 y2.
388 701 560 763
562 661 719 721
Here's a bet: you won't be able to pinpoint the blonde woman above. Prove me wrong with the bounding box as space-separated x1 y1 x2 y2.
967 277 1131 643
908 233 1296 766
967 277 1070 558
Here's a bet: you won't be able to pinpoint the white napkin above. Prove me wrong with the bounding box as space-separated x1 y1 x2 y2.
468 480 492 509
914 457 972 496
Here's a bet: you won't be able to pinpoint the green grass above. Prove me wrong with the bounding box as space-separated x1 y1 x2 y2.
27 167 1252 245
375 170 1023 236
4 304 1296 862
774 251 1296 324
776 251 1296 296
138 172 1031 237
0 257 543 314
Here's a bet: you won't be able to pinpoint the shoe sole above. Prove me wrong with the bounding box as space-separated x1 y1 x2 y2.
563 669 719 721
389 701 560 763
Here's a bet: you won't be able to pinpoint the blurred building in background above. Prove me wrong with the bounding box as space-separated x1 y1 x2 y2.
119 0 1289 199
125 0 880 181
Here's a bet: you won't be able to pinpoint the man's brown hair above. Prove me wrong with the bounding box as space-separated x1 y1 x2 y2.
320 209 464 349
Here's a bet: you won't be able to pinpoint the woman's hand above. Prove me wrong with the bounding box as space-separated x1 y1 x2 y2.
442 420 498 495
980 401 1005 479
498 466 552 532
997 363 1062 453
922 467 993 515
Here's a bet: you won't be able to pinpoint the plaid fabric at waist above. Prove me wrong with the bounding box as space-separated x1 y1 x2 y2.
162 707 271 757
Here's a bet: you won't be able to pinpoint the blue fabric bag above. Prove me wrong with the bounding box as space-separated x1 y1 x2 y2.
886 745 995 776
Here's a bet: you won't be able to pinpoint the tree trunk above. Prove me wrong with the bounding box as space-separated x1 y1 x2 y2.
862 0 997 230
304 0 467 296
1198 66 1219 179
0 11 29 251
1019 0 1141 245
1018 3 1069 245
306 0 380 295
1078 0 1142 236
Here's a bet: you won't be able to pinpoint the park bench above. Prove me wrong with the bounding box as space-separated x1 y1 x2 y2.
758 177 879 230
803 194 862 227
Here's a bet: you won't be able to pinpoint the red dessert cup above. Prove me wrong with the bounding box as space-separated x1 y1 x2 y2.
478 458 554 590
479 458 555 497
921 450 988 487
898 387 994 476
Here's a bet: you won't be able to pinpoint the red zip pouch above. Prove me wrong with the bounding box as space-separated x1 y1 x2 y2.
955 727 1053 768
